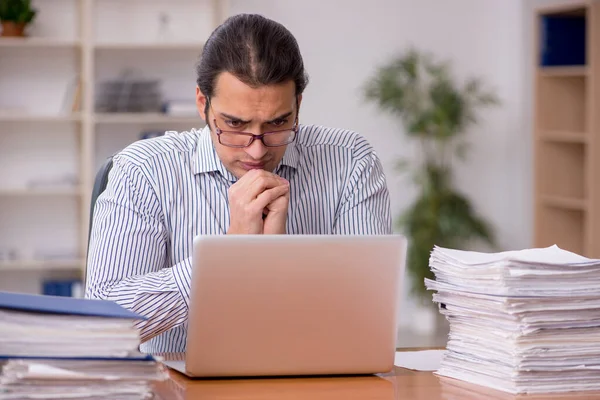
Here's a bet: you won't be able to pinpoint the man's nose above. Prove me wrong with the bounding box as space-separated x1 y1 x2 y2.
244 137 268 160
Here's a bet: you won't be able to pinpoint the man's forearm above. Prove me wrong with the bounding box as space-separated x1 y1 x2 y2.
86 258 192 343
334 151 392 235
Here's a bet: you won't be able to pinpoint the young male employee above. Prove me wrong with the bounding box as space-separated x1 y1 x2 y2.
86 13 392 353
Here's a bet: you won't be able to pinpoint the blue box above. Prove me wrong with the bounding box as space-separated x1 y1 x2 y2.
42 280 82 297
540 14 586 66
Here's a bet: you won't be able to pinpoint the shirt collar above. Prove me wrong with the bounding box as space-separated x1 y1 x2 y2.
192 126 237 182
192 125 301 181
276 137 300 172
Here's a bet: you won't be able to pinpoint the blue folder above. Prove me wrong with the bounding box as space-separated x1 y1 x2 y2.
0 290 145 320
0 291 153 361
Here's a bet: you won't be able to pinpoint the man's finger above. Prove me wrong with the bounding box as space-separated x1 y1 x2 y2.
230 170 271 197
254 184 289 211
244 174 288 201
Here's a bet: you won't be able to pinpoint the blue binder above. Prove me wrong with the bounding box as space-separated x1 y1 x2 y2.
0 290 146 320
0 291 153 361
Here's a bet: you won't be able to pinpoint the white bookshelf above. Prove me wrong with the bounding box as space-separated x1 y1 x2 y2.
0 0 228 294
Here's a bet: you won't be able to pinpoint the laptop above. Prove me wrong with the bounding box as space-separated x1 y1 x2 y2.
163 234 406 378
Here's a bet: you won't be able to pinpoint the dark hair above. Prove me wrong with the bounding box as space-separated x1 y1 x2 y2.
196 14 309 117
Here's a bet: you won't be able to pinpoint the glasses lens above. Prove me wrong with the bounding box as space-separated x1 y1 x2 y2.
219 132 253 147
263 130 296 147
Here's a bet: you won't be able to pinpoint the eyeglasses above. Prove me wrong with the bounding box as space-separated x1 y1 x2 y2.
208 97 300 148
213 118 299 148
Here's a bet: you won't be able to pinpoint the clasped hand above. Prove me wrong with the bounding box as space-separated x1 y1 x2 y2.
227 169 290 234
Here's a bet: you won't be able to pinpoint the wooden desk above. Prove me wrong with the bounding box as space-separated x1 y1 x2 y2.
152 350 600 400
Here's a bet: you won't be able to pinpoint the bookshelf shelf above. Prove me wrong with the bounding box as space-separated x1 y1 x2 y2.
538 66 588 77
0 188 82 197
540 195 587 211
538 130 587 143
93 113 202 125
0 114 82 123
0 37 81 49
536 1 591 15
0 259 84 272
94 42 205 51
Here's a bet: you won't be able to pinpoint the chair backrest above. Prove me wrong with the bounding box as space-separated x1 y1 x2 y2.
84 156 114 290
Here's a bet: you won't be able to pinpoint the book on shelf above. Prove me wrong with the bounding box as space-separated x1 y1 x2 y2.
61 75 82 114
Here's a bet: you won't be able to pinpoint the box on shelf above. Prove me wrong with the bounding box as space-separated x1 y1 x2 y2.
540 13 586 66
96 70 163 113
42 279 83 298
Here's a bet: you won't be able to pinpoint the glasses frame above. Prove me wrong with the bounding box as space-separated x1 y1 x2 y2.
213 118 299 148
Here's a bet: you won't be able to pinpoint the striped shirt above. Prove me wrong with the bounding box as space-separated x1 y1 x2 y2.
85 124 392 354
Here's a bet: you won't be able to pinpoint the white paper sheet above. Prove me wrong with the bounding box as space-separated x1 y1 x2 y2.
394 350 446 371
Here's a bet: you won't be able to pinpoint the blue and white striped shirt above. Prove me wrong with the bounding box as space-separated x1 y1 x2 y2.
85 124 391 354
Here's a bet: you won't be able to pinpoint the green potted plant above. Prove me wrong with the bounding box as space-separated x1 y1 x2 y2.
0 0 37 37
363 48 499 313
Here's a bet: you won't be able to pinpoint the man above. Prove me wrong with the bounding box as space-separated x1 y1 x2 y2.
86 13 391 354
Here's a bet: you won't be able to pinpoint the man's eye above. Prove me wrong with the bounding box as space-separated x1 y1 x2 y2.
226 120 243 128
272 119 287 127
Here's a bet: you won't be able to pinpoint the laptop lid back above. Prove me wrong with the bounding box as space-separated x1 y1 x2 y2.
186 234 406 377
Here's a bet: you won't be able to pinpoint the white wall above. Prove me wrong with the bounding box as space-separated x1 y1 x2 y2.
229 0 529 330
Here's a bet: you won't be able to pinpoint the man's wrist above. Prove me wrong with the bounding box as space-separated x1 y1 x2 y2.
227 221 263 235
262 217 287 234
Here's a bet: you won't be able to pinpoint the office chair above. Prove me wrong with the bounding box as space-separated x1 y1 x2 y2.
84 155 114 291
88 156 114 242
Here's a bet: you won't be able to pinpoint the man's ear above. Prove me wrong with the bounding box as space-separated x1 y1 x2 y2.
196 86 209 122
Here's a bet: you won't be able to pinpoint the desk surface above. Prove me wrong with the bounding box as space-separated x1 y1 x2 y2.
152 350 600 400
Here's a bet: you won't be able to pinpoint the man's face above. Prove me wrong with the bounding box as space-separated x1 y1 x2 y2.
196 72 301 180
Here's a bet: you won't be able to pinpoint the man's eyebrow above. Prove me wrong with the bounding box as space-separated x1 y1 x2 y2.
219 112 250 123
219 111 294 124
267 111 293 123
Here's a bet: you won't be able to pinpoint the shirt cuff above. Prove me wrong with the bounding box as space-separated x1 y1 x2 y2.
170 257 192 310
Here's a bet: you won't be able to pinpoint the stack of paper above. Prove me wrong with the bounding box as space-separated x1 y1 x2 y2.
0 291 168 400
0 359 166 400
425 244 600 395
